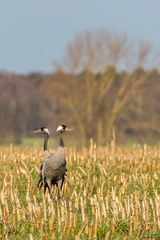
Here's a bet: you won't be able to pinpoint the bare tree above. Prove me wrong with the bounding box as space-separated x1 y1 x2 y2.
53 30 154 144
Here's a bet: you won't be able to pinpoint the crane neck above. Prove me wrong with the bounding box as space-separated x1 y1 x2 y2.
44 133 49 151
59 133 65 148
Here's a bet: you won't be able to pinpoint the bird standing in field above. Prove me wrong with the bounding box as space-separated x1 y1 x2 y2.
33 127 50 189
33 125 72 201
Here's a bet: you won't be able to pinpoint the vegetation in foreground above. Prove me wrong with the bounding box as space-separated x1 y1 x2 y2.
0 142 160 239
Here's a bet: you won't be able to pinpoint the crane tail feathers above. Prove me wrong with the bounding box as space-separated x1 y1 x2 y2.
37 173 43 189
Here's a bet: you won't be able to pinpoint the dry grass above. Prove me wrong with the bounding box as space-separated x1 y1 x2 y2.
0 142 160 239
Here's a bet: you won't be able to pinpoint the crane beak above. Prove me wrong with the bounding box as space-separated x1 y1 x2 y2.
33 129 41 134
65 128 73 132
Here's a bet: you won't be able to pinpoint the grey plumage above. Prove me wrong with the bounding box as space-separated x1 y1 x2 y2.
33 125 72 201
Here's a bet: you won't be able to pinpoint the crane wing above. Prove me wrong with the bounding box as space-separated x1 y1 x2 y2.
42 153 66 182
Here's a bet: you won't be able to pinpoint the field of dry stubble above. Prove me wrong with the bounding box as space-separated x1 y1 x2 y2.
0 141 160 239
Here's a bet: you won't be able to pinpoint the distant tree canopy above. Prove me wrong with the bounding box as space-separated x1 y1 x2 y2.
0 30 160 145
0 68 159 145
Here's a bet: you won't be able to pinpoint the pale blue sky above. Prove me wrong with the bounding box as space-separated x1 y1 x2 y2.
0 0 159 73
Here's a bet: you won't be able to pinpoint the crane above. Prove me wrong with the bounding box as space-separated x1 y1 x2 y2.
33 125 72 201
33 127 50 189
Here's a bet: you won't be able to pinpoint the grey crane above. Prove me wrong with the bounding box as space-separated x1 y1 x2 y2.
33 125 72 201
33 127 50 189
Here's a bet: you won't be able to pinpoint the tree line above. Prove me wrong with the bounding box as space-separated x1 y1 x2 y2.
0 30 160 145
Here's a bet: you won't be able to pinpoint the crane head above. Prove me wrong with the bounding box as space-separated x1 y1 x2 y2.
33 127 49 135
56 125 73 133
